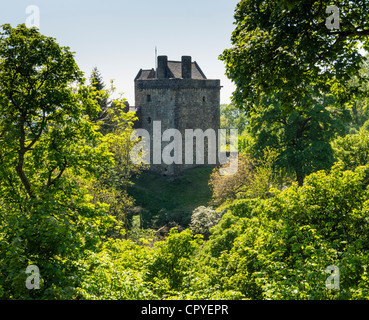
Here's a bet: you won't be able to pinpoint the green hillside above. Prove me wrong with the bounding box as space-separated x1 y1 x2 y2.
128 166 214 229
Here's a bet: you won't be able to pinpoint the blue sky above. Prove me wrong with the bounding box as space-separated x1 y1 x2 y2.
1 0 239 104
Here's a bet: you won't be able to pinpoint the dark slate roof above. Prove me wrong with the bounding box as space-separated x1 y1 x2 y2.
134 61 207 80
135 68 156 81
167 61 206 79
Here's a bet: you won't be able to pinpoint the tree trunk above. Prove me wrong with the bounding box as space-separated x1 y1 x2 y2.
16 113 34 198
296 170 304 187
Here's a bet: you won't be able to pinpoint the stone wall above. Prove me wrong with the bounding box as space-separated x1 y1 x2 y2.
134 75 221 175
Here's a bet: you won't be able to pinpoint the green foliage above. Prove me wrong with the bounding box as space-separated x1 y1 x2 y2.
87 110 147 237
249 100 350 185
220 103 248 134
221 0 369 113
2 12 369 301
127 226 158 247
238 129 255 155
362 119 369 132
145 228 203 292
209 149 287 206
332 130 369 170
61 163 369 300
76 239 156 300
64 68 148 238
203 163 369 299
220 0 368 186
88 67 129 135
0 24 116 299
346 56 369 129
77 228 208 300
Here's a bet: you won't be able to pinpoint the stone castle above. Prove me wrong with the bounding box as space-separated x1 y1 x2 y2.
132 55 221 175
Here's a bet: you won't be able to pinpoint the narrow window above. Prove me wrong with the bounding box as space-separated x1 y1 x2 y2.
147 117 152 124
147 94 151 102
203 96 206 102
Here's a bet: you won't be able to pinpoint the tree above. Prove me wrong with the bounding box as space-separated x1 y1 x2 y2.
220 103 249 134
221 0 369 113
332 129 369 170
88 67 129 135
89 67 109 120
209 149 285 205
346 55 369 130
0 24 114 299
250 97 349 185
85 69 147 237
204 163 369 299
221 0 369 185
145 228 203 292
89 110 148 238
209 154 255 206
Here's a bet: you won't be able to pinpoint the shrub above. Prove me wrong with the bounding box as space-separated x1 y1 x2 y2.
189 206 223 239
203 163 369 299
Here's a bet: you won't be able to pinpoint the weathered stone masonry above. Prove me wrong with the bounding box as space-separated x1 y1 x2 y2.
134 55 221 175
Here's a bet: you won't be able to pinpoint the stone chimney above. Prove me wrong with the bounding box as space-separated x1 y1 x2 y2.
181 56 192 79
157 55 168 79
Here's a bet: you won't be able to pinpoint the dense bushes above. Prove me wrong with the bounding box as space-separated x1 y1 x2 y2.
332 130 369 170
203 164 369 299
74 163 369 300
76 239 156 300
3 160 367 300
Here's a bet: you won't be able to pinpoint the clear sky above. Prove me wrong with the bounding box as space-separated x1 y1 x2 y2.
1 0 239 105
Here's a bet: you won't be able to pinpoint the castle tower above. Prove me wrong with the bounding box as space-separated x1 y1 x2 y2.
134 55 221 175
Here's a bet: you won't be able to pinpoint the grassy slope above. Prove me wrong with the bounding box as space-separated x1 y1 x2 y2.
128 166 214 229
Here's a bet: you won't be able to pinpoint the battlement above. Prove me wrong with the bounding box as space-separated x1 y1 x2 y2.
135 78 221 90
